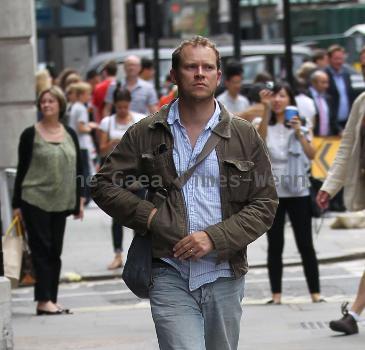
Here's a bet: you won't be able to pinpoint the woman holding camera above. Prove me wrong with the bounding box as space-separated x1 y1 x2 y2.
258 82 322 304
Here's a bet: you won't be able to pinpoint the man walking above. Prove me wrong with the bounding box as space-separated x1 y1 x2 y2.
308 70 339 136
325 45 354 131
217 60 250 114
91 36 278 350
92 60 117 122
103 55 158 116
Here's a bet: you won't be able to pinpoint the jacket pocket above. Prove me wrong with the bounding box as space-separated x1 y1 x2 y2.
141 151 172 187
224 159 255 202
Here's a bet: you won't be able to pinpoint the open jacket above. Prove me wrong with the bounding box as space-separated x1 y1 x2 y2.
321 92 365 211
12 125 84 216
91 102 278 278
325 66 355 122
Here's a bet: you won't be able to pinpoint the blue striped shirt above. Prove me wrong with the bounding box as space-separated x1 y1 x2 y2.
162 99 233 291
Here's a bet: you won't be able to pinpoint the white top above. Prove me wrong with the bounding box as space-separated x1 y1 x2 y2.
266 123 310 198
295 94 316 130
68 102 95 156
99 112 145 140
217 90 250 114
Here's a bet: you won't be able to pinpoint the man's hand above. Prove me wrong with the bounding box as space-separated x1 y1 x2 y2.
173 231 214 261
316 190 330 210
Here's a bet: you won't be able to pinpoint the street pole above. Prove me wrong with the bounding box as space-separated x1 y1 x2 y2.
95 0 112 52
230 0 241 61
150 0 160 95
0 221 3 276
283 0 294 87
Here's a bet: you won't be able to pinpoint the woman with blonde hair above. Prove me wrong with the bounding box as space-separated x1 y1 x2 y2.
12 86 84 315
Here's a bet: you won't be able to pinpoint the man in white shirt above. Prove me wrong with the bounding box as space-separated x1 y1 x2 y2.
217 62 250 114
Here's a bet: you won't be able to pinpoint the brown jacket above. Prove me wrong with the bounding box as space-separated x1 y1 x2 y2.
91 102 278 278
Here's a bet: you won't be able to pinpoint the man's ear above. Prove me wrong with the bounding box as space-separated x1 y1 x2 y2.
170 69 178 85
217 69 222 87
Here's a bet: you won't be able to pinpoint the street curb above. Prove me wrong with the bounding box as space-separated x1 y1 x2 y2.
59 251 365 284
249 251 365 269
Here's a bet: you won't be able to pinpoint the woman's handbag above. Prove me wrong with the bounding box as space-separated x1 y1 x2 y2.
2 215 24 285
122 133 220 299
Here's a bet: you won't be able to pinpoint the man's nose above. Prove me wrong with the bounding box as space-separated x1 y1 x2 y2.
195 66 204 76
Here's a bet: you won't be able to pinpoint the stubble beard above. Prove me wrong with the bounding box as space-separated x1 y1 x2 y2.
178 87 216 104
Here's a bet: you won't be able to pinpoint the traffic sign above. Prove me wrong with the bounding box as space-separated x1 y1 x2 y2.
311 136 341 180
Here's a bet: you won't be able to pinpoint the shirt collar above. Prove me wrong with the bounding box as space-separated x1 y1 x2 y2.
309 86 324 98
167 98 221 131
328 66 344 76
120 77 143 90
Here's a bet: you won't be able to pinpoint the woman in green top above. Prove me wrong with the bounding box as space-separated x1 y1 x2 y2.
12 86 84 315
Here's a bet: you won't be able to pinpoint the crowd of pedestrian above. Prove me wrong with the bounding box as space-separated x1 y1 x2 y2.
9 36 365 344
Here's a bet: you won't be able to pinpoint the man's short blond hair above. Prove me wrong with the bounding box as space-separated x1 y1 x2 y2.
172 36 221 70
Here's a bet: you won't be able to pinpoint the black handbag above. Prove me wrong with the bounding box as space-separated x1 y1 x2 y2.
122 233 152 299
121 132 220 299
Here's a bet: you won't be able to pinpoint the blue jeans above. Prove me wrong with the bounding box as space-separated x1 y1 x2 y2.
149 266 245 350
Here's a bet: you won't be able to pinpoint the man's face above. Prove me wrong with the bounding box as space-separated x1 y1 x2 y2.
124 57 141 79
225 75 242 97
313 73 329 93
170 45 221 101
329 50 345 71
141 68 155 81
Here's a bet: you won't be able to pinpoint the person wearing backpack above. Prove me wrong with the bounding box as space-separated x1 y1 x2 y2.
98 88 145 269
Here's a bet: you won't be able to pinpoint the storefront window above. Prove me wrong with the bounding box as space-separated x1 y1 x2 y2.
35 0 56 29
165 0 209 38
60 0 96 28
35 0 96 29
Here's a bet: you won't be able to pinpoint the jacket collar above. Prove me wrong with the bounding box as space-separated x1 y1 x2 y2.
148 99 232 139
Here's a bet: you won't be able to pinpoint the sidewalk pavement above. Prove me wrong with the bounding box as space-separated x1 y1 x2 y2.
12 294 365 350
60 203 365 283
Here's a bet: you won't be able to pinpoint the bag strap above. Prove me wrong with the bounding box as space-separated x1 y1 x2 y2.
108 116 112 141
4 215 22 237
151 131 221 209
172 132 221 190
